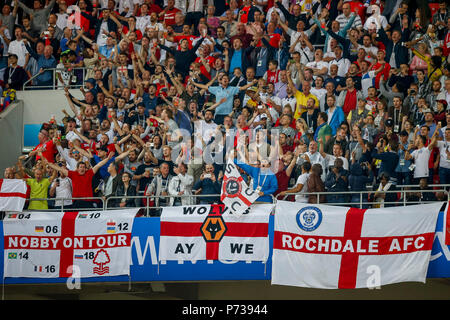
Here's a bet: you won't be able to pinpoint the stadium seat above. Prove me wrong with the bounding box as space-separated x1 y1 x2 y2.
23 124 41 153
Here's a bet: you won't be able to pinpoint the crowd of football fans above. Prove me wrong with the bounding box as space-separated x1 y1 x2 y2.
1 0 450 212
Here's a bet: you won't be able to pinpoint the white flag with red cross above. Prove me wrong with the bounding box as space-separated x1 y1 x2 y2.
220 161 260 216
0 179 27 212
272 201 442 289
159 204 272 262
3 209 138 278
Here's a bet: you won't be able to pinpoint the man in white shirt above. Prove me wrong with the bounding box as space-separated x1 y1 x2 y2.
358 34 378 64
320 142 349 171
329 45 350 78
305 140 326 180
306 48 329 79
135 3 151 34
311 76 327 111
405 130 439 183
7 26 29 68
193 109 217 150
437 127 450 184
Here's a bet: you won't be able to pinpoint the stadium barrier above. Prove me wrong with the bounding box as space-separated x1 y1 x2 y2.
22 67 94 90
6 186 449 216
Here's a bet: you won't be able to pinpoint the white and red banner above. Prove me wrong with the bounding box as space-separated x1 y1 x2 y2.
272 201 442 289
221 161 260 216
159 204 272 262
0 179 27 212
445 203 450 246
3 209 138 278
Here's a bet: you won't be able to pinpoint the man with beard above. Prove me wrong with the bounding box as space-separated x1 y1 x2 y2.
135 149 159 192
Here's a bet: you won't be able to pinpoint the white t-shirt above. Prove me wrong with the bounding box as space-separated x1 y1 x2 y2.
437 141 450 169
306 60 329 79
8 39 28 67
295 172 310 203
411 147 431 178
325 154 349 171
329 58 351 78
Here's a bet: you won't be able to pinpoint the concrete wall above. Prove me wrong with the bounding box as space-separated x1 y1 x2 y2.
17 89 85 125
0 101 24 175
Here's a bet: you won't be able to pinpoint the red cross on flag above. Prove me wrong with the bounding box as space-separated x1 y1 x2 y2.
0 179 27 212
220 161 260 216
159 204 272 262
272 201 442 289
3 209 138 278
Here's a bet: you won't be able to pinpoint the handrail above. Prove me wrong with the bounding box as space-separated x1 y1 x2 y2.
22 66 93 90
9 188 448 216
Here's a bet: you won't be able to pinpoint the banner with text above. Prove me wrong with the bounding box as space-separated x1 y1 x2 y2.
159 204 272 262
3 209 138 278
272 201 442 289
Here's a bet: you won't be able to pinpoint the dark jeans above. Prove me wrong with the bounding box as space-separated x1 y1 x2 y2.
396 171 412 186
72 200 98 210
439 167 450 186
214 114 227 125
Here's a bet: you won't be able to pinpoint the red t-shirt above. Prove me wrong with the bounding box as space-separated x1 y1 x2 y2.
343 89 357 115
173 35 197 50
348 1 366 23
444 31 450 57
266 69 280 84
164 8 181 26
194 55 216 80
33 139 57 163
68 169 94 199
123 27 143 40
240 6 252 23
371 61 390 89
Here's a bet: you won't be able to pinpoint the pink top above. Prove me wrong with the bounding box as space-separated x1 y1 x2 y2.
410 54 430 74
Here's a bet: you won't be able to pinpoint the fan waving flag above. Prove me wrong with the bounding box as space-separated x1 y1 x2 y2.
159 204 272 262
0 179 27 212
272 201 442 289
220 161 260 216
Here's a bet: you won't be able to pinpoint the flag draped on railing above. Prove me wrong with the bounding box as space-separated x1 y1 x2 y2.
272 201 442 289
0 179 27 212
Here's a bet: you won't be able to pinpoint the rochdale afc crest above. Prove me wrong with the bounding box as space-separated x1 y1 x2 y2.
296 206 322 232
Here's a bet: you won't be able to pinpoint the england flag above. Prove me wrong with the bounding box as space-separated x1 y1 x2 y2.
272 201 442 289
0 179 27 212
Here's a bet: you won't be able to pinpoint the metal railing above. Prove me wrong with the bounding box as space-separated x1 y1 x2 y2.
6 187 448 217
275 189 450 208
22 67 93 90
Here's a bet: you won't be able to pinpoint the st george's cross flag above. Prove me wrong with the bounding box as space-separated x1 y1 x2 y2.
159 204 272 262
3 209 138 278
445 202 450 245
0 179 27 212
220 161 260 216
272 201 442 289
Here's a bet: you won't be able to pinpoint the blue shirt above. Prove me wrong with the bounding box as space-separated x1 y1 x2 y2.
234 159 278 203
208 85 240 115
229 49 242 76
93 155 116 179
99 45 114 59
